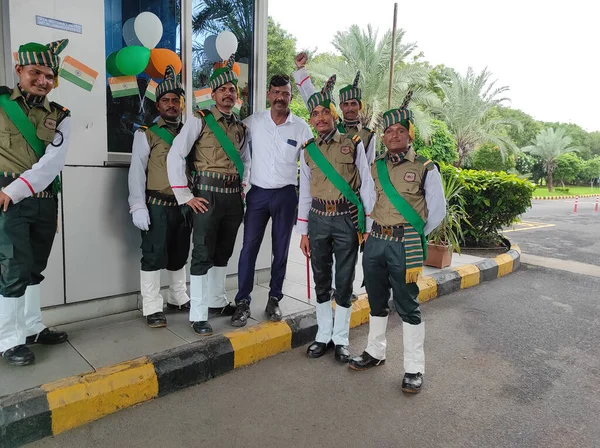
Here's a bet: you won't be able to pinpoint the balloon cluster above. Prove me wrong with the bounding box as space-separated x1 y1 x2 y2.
106 12 181 78
204 31 240 75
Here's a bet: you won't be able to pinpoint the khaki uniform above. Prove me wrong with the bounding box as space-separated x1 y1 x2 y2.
0 87 69 299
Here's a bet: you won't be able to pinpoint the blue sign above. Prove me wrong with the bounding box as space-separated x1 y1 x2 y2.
35 16 82 34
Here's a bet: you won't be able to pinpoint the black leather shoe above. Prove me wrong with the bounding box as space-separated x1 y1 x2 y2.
192 321 213 335
26 328 68 345
167 301 190 311
334 345 350 363
265 297 282 322
402 372 424 393
2 345 35 366
146 312 167 328
351 293 359 302
307 341 332 358
231 302 251 327
209 304 237 316
348 351 385 371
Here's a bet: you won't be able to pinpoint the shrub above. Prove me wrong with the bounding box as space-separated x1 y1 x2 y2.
471 143 516 172
413 120 459 165
439 164 535 247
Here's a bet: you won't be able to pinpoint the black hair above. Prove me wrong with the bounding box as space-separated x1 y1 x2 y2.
269 74 291 88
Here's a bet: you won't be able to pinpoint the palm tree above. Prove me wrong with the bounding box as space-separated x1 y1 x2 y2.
522 127 581 192
429 68 520 167
306 25 440 139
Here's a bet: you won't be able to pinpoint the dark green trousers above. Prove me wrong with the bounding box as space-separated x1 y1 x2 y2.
141 202 192 272
308 212 358 307
362 236 421 324
191 190 244 276
0 197 57 297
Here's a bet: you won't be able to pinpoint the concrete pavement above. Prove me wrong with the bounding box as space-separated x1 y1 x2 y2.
26 264 600 448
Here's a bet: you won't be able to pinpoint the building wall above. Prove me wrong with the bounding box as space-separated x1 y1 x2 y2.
3 0 271 315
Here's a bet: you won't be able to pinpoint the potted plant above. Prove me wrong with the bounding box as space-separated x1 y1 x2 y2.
424 173 470 268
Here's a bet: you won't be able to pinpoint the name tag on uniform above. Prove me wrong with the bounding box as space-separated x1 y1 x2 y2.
286 139 297 147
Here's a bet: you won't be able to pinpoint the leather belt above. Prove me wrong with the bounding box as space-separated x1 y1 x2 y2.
372 222 405 238
194 174 240 189
311 199 350 214
146 190 177 202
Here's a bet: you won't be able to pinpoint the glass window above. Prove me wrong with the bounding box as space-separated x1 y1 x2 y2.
104 0 180 153
192 0 254 118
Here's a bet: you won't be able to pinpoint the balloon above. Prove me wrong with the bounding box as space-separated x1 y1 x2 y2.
134 12 163 49
116 46 151 76
215 31 238 60
145 48 182 78
122 17 143 47
203 35 220 62
106 51 125 77
213 61 240 76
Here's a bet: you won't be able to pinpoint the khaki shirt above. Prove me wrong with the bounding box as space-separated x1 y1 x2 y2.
371 147 433 227
145 118 181 196
190 107 247 176
0 87 68 174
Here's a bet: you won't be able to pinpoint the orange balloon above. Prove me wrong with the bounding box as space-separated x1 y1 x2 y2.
213 61 241 76
145 48 182 79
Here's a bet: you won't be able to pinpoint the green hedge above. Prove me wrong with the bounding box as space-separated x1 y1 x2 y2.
439 164 535 247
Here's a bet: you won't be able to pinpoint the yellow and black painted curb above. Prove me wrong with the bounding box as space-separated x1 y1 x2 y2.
0 245 521 448
532 194 599 200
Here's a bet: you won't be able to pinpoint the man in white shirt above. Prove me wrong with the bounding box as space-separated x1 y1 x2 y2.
231 75 313 327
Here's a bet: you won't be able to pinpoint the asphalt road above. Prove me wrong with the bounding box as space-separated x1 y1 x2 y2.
28 264 600 448
505 198 600 266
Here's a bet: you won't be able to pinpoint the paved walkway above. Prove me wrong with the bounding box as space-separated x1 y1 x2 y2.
0 233 484 398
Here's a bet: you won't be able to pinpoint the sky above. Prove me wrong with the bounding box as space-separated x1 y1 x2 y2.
269 0 599 132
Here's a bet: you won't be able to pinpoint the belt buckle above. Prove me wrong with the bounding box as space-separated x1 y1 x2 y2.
382 227 393 237
325 203 337 213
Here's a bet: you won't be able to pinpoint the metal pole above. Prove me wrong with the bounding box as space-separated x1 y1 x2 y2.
387 3 398 109
181 0 193 121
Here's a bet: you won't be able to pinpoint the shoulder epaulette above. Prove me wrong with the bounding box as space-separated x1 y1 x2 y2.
302 138 315 149
137 125 149 133
50 101 71 117
0 86 11 95
364 126 373 133
416 155 435 170
351 134 362 146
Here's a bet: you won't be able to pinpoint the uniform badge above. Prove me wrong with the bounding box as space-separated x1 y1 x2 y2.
404 172 417 182
340 146 351 155
44 118 57 130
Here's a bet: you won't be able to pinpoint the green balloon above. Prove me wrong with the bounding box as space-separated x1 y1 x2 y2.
106 51 125 77
115 46 151 76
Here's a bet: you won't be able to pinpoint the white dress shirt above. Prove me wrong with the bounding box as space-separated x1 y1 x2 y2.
128 130 151 213
422 166 446 235
166 110 251 205
3 116 71 204
244 110 313 189
296 133 375 235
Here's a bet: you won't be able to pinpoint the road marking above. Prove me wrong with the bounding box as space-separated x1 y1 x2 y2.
503 221 556 233
521 254 600 278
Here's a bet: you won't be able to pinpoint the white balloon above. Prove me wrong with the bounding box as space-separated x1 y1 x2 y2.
134 12 163 49
215 31 238 61
122 18 143 47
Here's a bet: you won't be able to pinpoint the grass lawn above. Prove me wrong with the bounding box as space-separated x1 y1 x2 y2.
534 186 600 197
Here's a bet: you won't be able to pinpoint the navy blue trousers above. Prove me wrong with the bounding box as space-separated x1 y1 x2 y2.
235 185 297 304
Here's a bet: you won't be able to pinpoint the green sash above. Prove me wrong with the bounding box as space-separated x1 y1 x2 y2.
148 125 175 146
336 122 346 133
305 141 365 233
0 93 60 194
201 111 244 181
375 158 427 258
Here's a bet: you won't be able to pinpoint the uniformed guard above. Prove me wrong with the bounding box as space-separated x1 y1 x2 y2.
348 92 446 393
167 55 250 336
0 40 71 366
297 75 374 363
128 65 191 328
294 53 376 302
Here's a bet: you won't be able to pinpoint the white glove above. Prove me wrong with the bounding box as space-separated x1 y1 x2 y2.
132 208 151 231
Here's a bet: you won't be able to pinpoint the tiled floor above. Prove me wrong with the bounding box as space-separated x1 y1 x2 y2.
0 234 482 397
